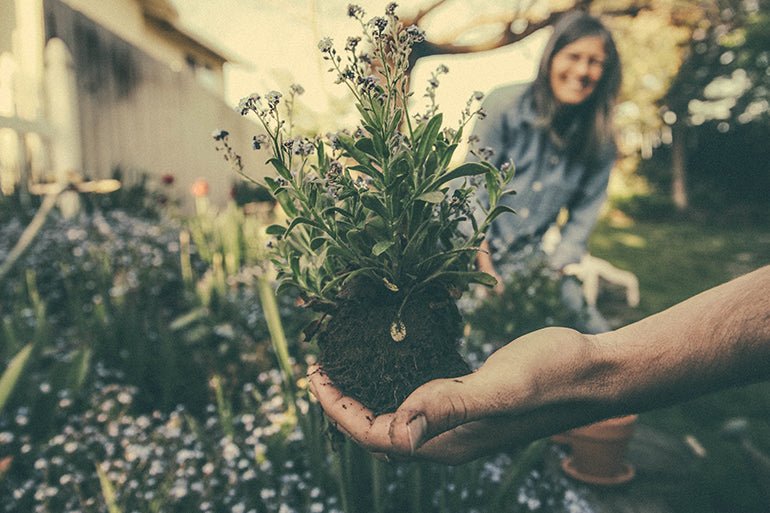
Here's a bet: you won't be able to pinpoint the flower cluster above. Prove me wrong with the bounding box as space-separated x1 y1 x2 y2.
0 376 340 513
0 205 295 434
421 64 450 119
0 210 185 327
225 4 515 323
0 367 568 513
318 3 426 102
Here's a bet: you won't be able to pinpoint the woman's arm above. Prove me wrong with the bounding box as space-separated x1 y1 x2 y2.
476 239 504 294
549 156 613 270
309 266 770 464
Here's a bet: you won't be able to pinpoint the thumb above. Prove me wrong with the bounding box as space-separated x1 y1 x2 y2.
388 377 478 455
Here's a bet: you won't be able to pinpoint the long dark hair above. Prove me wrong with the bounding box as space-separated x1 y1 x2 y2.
529 10 621 164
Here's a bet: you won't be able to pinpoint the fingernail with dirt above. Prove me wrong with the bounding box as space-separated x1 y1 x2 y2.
407 414 427 454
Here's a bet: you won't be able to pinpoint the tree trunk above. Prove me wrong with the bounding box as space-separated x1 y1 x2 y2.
671 123 689 211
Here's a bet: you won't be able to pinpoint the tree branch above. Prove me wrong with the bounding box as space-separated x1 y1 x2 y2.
408 0 450 25
405 0 652 69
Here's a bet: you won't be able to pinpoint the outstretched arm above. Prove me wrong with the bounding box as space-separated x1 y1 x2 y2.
309 266 770 465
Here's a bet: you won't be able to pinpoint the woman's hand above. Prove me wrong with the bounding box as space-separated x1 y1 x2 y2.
308 327 597 465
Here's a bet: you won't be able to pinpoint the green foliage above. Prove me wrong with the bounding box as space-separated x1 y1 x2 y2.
226 8 514 320
0 344 33 414
663 0 770 128
466 259 581 348
0 205 303 437
0 189 41 225
610 192 677 222
635 120 770 219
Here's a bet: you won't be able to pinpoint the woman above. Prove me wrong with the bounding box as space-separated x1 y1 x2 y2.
472 10 622 333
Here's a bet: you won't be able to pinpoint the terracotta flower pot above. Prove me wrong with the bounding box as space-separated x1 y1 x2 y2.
558 414 638 485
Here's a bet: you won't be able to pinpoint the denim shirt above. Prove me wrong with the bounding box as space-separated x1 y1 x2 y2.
470 82 614 271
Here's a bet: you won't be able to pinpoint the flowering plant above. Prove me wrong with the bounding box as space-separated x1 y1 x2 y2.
217 4 514 413
225 5 513 330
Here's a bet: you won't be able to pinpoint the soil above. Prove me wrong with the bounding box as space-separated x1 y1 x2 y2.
316 279 471 415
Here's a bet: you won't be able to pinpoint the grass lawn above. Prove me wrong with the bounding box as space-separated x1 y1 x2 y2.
588 213 770 513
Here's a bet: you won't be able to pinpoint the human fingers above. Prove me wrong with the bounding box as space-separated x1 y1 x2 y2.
386 374 486 455
411 417 523 464
307 365 396 452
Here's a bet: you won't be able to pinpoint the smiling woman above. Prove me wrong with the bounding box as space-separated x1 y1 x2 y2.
470 10 623 335
549 35 606 105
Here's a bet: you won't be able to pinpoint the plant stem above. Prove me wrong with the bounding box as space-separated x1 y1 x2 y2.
371 457 384 513
489 440 547 511
0 186 63 285
410 464 423 513
257 276 297 418
0 344 34 414
438 465 448 513
332 448 352 513
210 374 234 438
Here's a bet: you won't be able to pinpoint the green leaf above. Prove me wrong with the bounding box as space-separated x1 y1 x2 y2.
96 464 123 513
0 343 33 413
416 113 443 164
371 96 385 125
322 206 355 220
275 279 295 296
484 204 516 224
416 191 444 204
485 171 500 207
414 246 480 272
263 176 280 193
339 267 383 288
169 308 208 331
361 194 390 220
268 157 292 180
337 134 378 171
371 130 388 160
425 270 498 288
388 109 403 134
274 190 297 217
290 255 301 280
355 138 378 159
466 271 499 288
310 237 327 251
432 162 488 189
356 104 376 127
401 221 431 264
437 142 459 169
345 228 368 247
285 216 321 237
348 165 384 182
423 152 439 179
68 347 91 391
265 224 287 236
327 244 357 261
316 140 327 168
372 240 395 256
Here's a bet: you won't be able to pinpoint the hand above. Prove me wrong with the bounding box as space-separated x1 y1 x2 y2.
308 327 596 465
